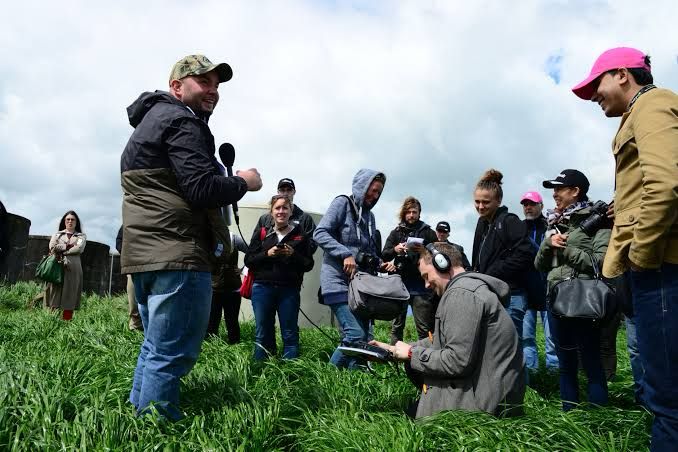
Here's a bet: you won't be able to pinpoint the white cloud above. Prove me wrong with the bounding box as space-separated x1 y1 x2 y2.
1 0 677 254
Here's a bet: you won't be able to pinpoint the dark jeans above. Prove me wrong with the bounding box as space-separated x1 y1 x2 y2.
390 293 435 344
548 312 608 411
599 311 622 380
251 283 301 360
628 263 678 451
206 290 241 344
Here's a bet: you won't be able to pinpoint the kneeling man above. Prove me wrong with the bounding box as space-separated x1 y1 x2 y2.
371 242 525 418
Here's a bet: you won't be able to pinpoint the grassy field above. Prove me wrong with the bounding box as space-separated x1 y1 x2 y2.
0 281 650 451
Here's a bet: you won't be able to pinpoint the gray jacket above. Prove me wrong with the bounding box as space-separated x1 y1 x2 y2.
313 169 384 301
410 272 525 418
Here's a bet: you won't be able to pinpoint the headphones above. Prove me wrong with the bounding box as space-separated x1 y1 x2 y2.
426 243 451 272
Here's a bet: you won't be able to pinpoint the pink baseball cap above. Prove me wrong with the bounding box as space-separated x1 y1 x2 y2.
520 191 543 204
572 47 650 100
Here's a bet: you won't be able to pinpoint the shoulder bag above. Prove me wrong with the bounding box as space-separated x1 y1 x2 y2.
36 254 64 285
348 271 410 321
548 253 616 320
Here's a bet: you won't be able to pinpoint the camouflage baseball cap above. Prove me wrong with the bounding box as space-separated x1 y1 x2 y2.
169 54 233 83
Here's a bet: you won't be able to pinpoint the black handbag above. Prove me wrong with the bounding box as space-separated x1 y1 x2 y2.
548 253 616 320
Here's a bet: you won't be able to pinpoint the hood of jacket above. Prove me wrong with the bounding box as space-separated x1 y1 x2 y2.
449 271 510 306
127 90 211 128
351 168 386 211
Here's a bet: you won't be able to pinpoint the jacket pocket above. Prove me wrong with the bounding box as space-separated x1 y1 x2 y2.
613 126 634 156
614 205 641 227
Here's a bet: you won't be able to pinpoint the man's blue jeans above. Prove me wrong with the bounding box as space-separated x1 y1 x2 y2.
523 309 559 370
130 270 212 421
507 291 527 342
548 312 608 411
329 302 370 369
624 314 644 403
628 263 678 451
251 283 301 360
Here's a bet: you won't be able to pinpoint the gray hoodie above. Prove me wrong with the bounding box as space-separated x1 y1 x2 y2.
313 169 385 302
410 271 525 418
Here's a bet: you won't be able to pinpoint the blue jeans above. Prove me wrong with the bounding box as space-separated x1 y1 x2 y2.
251 283 301 360
329 302 370 369
507 291 527 341
130 270 212 421
548 312 608 411
624 314 644 402
628 263 678 451
523 309 559 370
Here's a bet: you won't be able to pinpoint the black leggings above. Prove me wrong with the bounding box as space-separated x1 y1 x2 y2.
207 290 242 344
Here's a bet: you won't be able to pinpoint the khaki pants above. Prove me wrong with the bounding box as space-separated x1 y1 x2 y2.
127 275 143 332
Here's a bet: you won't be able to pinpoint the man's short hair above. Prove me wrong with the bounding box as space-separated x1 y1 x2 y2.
398 196 422 223
419 242 463 269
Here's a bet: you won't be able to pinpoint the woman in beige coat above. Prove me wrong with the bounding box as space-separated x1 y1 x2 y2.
45 210 86 320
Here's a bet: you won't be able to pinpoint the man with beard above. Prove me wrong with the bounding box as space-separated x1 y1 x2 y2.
370 242 525 418
382 196 438 343
314 169 388 369
120 54 262 421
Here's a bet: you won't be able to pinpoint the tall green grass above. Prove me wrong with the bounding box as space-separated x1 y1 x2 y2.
0 281 651 451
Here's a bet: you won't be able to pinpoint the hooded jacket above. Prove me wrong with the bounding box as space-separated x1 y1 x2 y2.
410 272 525 418
120 91 248 273
314 169 385 302
471 206 535 291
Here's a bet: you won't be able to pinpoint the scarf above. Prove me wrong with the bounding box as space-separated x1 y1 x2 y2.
546 201 591 226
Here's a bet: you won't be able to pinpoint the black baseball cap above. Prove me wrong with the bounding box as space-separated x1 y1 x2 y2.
435 221 451 233
542 169 590 193
277 178 295 190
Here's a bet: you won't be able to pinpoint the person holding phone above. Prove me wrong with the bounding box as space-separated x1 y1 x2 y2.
244 194 314 360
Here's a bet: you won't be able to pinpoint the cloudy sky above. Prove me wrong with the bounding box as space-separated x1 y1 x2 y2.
1 0 677 253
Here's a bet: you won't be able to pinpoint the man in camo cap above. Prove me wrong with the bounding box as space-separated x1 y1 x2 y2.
121 54 262 421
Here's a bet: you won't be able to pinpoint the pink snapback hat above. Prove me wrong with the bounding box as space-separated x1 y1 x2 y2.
572 47 650 100
520 191 543 204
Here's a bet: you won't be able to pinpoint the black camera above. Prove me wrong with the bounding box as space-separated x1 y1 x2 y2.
355 251 379 274
580 200 611 235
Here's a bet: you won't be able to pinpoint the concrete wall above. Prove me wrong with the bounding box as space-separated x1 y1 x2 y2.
0 213 31 283
234 204 332 328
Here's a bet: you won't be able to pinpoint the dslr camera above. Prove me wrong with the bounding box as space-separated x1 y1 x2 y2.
580 200 611 235
355 251 379 275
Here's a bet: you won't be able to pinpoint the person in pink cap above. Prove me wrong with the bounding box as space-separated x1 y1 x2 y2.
519 191 559 373
573 47 678 450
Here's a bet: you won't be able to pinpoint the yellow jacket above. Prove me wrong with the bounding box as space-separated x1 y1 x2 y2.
603 88 678 277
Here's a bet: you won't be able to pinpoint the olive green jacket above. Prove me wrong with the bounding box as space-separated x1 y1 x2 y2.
603 88 678 277
534 207 611 292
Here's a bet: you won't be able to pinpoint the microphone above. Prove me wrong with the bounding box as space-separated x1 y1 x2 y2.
218 143 239 225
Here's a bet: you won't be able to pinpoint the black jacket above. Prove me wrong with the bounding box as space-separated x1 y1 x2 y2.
471 206 535 291
445 240 471 270
244 223 314 288
523 215 548 309
255 204 317 254
120 91 247 273
382 220 438 283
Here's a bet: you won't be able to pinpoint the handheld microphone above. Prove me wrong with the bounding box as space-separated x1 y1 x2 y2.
218 143 240 225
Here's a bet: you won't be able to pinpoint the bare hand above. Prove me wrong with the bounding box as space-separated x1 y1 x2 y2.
236 168 263 191
392 341 412 361
382 260 397 273
343 256 357 277
394 243 407 254
267 245 291 257
368 340 394 353
550 233 568 249
606 200 615 219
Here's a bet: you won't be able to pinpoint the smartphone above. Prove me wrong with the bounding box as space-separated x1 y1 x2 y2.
276 243 286 249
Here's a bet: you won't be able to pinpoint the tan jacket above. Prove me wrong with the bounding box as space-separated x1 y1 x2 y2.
603 88 678 277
